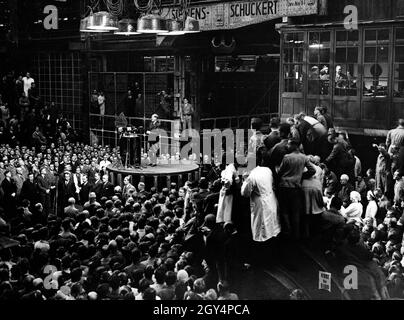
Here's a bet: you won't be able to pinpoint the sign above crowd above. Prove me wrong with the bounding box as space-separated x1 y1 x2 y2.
161 0 318 31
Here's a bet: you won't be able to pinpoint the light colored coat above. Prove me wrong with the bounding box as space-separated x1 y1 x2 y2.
241 166 281 242
216 164 237 224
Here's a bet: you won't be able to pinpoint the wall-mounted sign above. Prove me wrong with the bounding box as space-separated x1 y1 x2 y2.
161 0 318 31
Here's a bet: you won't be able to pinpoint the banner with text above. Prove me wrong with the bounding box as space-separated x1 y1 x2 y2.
160 0 318 31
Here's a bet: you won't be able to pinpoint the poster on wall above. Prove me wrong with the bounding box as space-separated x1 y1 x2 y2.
160 0 318 31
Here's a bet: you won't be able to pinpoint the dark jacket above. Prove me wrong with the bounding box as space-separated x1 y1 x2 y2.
36 175 51 195
100 181 114 199
79 182 93 205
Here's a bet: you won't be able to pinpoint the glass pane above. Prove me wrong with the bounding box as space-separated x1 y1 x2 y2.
365 47 376 63
378 29 390 41
336 31 347 43
283 48 291 63
309 32 320 45
347 30 359 42
319 48 330 62
395 63 404 80
396 46 404 62
365 30 377 41
397 28 404 41
293 48 304 62
320 31 331 45
378 46 389 62
394 81 404 97
336 48 346 63
347 47 358 63
309 48 319 63
363 78 388 96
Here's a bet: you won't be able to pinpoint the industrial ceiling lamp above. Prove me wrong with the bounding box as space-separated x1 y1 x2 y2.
160 19 185 36
137 14 168 33
183 16 200 33
80 16 109 33
87 11 119 31
114 18 140 35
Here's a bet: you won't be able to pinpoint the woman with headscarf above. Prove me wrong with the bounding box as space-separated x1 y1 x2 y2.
365 190 378 227
340 191 363 226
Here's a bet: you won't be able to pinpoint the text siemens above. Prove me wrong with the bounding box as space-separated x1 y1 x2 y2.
230 1 279 18
170 7 208 20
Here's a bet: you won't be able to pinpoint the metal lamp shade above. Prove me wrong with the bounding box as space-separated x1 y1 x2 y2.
87 11 118 31
115 18 139 35
80 16 109 33
183 16 200 33
162 19 185 35
137 14 168 33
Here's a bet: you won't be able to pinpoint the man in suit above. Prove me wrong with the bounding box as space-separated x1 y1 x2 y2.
20 172 37 207
79 174 92 206
1 170 17 220
137 182 149 199
92 172 103 201
100 174 114 199
57 171 76 217
264 117 281 151
36 168 51 215
146 114 161 167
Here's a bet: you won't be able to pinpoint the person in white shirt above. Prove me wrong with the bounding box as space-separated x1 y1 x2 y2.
365 190 378 227
99 154 111 173
22 72 35 97
97 91 106 115
340 191 363 226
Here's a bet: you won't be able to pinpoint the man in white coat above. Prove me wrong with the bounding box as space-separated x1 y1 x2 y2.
241 152 281 263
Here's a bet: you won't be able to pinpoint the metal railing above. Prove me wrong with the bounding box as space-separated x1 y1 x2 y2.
200 113 279 131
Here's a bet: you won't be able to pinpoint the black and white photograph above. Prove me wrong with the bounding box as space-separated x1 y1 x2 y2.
0 0 404 310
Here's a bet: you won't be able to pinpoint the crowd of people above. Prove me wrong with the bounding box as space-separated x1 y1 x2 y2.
1 70 404 300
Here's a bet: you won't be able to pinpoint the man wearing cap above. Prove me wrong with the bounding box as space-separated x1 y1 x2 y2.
278 139 316 241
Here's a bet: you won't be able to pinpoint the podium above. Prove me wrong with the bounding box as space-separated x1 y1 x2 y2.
120 133 142 167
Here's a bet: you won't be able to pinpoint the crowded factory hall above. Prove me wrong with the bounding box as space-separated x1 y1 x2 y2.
1 70 404 300
1 0 404 303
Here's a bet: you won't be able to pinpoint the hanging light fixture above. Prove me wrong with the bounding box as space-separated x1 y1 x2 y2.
114 18 139 35
80 16 109 33
160 19 185 36
183 16 200 33
87 11 119 31
137 14 168 33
